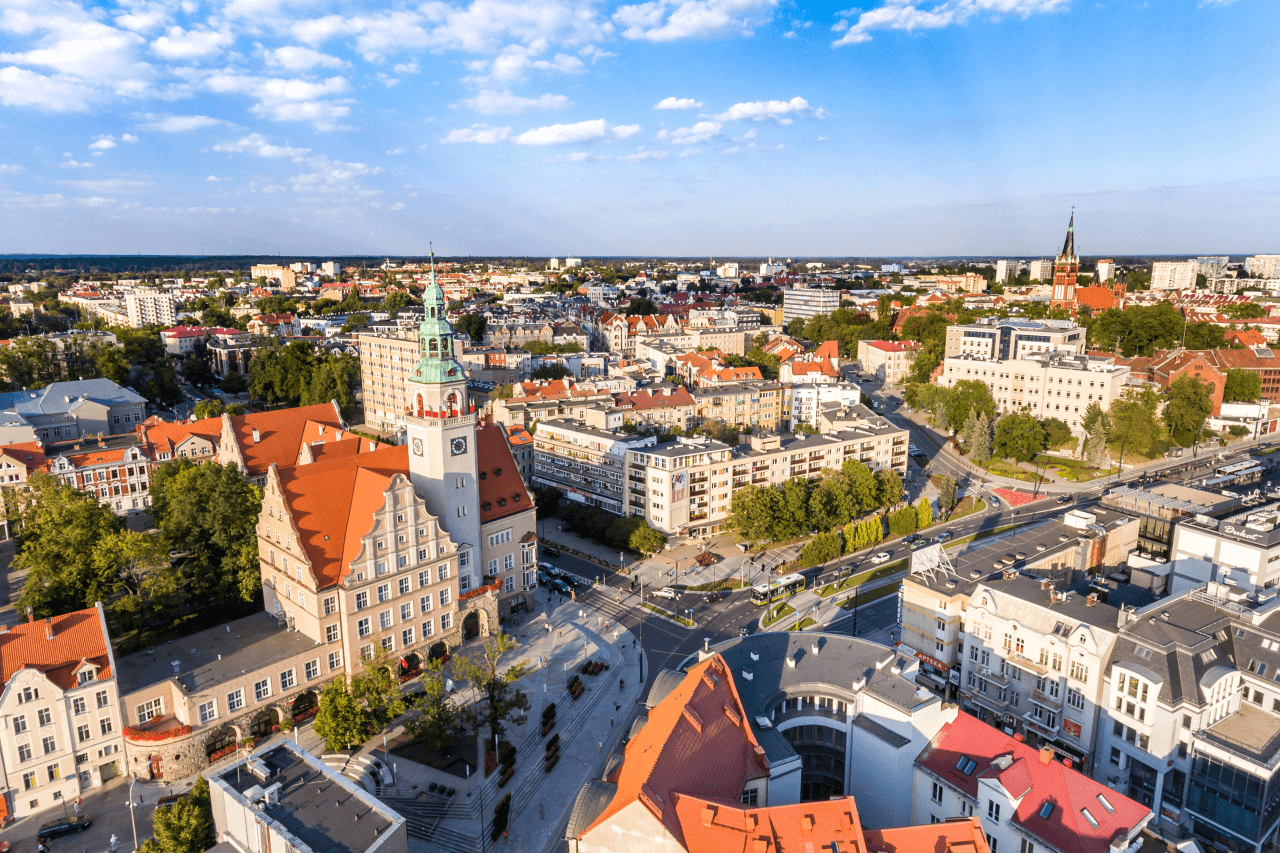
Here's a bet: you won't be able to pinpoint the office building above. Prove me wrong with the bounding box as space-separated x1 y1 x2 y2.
1150 260 1199 292
1170 503 1280 593
789 383 863 430
625 435 734 537
124 288 177 328
210 741 406 853
783 287 840 325
1028 259 1054 282
760 259 787 276
1246 255 1280 279
943 318 1086 360
937 352 1131 433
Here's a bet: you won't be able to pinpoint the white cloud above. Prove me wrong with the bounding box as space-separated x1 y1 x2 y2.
90 138 117 151
614 0 779 42
0 66 95 112
463 89 574 114
0 164 25 173
289 155 382 189
205 175 227 181
138 114 222 132
620 148 668 161
151 26 233 59
204 73 352 129
661 120 722 144
386 148 406 155
60 159 95 168
832 0 1067 47
514 119 640 145
487 46 585 82
714 96 816 121
655 96 703 110
388 202 405 211
213 133 311 159
257 99 352 129
266 45 347 71
121 133 139 142
441 124 512 144
677 147 700 157
394 61 420 74
547 151 602 162
59 178 154 191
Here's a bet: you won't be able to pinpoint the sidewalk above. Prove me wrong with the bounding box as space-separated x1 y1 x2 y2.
760 568 907 634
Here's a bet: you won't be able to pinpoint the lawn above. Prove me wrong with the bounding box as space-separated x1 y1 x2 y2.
818 559 906 597
945 496 986 521
761 603 796 628
1033 454 1111 483
788 617 817 632
839 581 902 610
980 459 1046 484
641 602 694 627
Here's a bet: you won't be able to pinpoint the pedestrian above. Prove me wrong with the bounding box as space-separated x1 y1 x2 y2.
598 740 602 753
74 796 82 814
610 716 614 727
557 630 562 638
111 834 120 853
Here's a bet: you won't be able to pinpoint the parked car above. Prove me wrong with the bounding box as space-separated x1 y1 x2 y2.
38 816 93 840
536 570 550 586
541 546 561 558
156 794 186 809
538 562 560 576
871 552 892 564
1056 494 1072 504
652 587 678 599
550 579 571 596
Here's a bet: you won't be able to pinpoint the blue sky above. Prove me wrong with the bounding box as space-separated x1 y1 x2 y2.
1 0 1276 257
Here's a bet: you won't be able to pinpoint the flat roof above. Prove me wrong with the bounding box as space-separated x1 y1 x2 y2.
117 612 319 696
1200 702 1280 767
217 742 399 853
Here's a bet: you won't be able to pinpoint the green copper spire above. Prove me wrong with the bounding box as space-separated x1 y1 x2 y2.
410 247 464 386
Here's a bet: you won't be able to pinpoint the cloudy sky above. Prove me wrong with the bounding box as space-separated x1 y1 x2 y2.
1 0 1276 257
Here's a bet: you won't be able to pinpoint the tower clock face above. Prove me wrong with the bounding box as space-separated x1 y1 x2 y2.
412 438 423 456
450 436 468 456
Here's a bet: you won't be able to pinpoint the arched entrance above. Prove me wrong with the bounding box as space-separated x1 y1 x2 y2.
399 653 421 677
291 691 318 717
429 641 449 661
148 753 163 780
206 726 236 760
248 708 279 739
463 610 481 641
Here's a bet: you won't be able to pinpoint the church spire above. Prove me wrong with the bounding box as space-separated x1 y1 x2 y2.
1059 210 1076 261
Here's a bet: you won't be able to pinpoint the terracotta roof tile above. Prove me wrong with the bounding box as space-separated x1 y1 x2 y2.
0 605 112 691
0 440 47 472
230 403 344 477
477 425 532 523
141 416 223 457
864 817 992 853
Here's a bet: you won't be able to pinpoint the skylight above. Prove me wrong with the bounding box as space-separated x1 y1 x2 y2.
956 756 978 775
1096 794 1114 814
1038 802 1054 819
1080 808 1099 828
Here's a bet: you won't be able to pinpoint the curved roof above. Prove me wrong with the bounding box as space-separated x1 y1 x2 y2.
565 780 617 839
646 669 686 709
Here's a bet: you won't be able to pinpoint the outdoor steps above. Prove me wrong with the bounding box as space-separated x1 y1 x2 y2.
384 793 472 850
346 754 394 795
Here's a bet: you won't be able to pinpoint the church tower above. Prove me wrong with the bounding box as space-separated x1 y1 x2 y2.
1050 212 1079 310
403 254 483 591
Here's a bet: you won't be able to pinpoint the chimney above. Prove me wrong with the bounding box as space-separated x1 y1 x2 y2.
1039 745 1054 765
44 617 54 640
1087 593 1099 607
1040 578 1053 590
26 606 34 622
252 428 260 443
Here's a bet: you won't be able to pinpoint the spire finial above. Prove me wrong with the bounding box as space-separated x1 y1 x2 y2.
429 242 436 286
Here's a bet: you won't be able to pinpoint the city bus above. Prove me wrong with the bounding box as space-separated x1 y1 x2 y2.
750 572 807 605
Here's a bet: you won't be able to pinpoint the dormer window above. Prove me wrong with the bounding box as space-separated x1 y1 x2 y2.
955 756 977 775
77 667 97 685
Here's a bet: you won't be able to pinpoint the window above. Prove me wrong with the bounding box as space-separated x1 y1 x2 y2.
1080 808 1098 828
740 788 759 806
419 569 430 588
22 771 36 791
305 660 319 680
423 619 434 638
358 617 371 638
988 801 1001 822
14 714 27 734
72 697 86 715
1109 747 1121 766
324 596 337 615
932 782 944 804
402 627 415 647
198 701 217 725
439 564 451 581
380 610 393 630
1069 660 1088 682
441 612 453 631
136 698 163 724
1021 839 1036 853
1067 688 1085 710
420 594 434 613
38 708 53 726
504 554 514 572
280 669 296 690
328 651 343 670
77 724 91 743
399 577 410 596
986 836 998 853
956 756 978 775
378 583 391 602
440 589 452 607
96 690 109 709
488 558 499 575
326 624 340 643
227 690 244 712
355 591 369 610
47 764 61 783
78 669 96 685
254 679 271 701
18 743 32 762
381 637 394 652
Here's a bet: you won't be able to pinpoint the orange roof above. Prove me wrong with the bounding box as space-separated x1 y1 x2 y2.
230 403 344 477
582 655 768 843
0 441 46 472
0 605 111 691
506 425 533 446
615 387 696 409
1226 328 1267 347
1073 287 1117 312
675 795 866 853
864 817 992 853
813 340 839 360
58 445 147 468
477 426 532 524
275 444 409 589
142 416 222 457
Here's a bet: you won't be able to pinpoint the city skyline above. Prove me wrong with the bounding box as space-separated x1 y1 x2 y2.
1 0 1276 256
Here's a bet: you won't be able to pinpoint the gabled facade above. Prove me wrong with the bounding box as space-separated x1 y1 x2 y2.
47 443 152 515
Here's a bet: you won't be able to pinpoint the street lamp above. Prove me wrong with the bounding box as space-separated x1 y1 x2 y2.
852 584 862 637
127 774 141 852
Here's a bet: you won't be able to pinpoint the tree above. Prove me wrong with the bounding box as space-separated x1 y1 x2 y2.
530 364 571 381
915 498 933 529
1165 373 1215 446
875 468 904 508
992 413 1047 463
93 530 179 646
1224 368 1262 402
629 524 666 555
799 531 841 568
1110 388 1161 457
842 460 880 513
1086 422 1111 469
12 473 123 618
351 647 408 732
146 776 214 853
192 398 244 419
937 476 958 514
454 633 531 744
404 658 460 752
625 297 658 316
946 380 996 432
493 384 515 399
314 679 372 751
249 342 359 417
1042 418 1073 449
219 370 247 394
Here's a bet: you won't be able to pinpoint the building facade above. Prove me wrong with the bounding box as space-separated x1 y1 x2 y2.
858 340 922 384
1150 261 1199 292
357 332 419 434
782 287 840 326
944 318 1086 360
124 289 177 328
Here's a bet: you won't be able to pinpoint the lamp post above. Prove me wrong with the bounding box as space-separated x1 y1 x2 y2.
852 584 862 637
127 774 140 853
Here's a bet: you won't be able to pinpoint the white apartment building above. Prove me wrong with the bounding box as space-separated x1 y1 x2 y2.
858 340 922 384
1028 259 1054 282
1246 255 1280 279
760 259 787 276
1150 260 1199 291
790 382 863 429
715 262 740 278
782 287 840 325
320 261 340 277
994 260 1020 283
1196 256 1230 279
356 332 419 433
937 352 1132 433
1097 260 1118 281
944 318 1086 360
124 288 177 328
0 605 124 820
625 435 735 537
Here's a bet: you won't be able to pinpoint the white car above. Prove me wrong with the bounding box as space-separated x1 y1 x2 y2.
652 587 678 599
989 496 1001 508
871 552 892 564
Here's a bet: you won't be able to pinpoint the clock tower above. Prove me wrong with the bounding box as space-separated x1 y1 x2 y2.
403 255 483 591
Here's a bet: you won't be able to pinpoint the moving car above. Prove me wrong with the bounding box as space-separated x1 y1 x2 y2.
549 579 571 596
652 587 678 599
935 531 953 543
989 495 1001 508
871 552 892 564
702 592 727 603
1056 494 1072 504
542 546 562 558
38 816 93 840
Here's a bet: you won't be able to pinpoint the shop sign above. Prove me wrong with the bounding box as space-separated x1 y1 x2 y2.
1063 719 1082 738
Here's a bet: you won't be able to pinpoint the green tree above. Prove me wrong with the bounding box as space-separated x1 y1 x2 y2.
1225 303 1267 320
1042 418 1073 449
1224 368 1262 402
147 776 214 853
992 413 1047 463
94 346 131 386
351 647 409 732
1109 388 1161 457
93 530 179 646
916 498 933 529
875 468 904 508
530 364 572 381
1165 373 1215 445
12 473 123 618
404 658 459 752
629 524 666 555
946 380 997 432
625 297 658 316
1086 421 1111 470
454 633 531 744
936 476 958 515
219 370 247 394
493 384 515 399
313 678 372 751
799 531 841 567
841 460 880 513
843 519 861 554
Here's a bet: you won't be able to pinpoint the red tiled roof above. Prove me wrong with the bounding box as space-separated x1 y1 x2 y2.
674 794 866 853
477 425 532 524
813 340 839 360
0 441 47 472
142 416 223 457
275 444 409 589
917 714 1150 853
230 403 344 477
58 445 148 468
1072 287 1117 312
0 605 111 691
864 817 992 853
1226 328 1267 347
614 387 696 409
506 425 533 446
864 340 921 353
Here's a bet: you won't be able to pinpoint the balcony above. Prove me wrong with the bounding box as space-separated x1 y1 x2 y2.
979 666 1009 688
1030 690 1063 711
1023 710 1061 738
1008 653 1048 675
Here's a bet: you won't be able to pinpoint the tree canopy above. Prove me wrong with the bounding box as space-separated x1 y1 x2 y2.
1165 373 1215 445
1224 368 1262 402
248 341 360 417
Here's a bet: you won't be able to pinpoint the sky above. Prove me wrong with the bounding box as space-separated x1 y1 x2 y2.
0 0 1277 258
